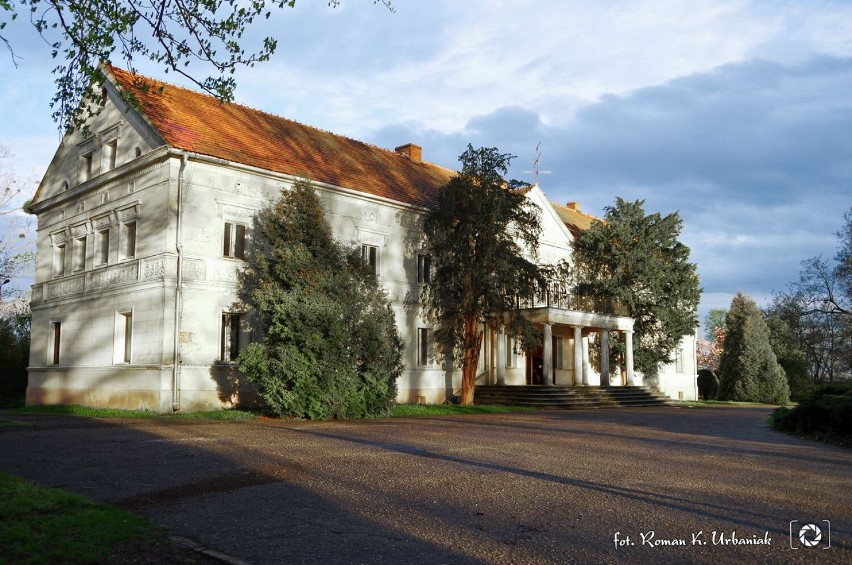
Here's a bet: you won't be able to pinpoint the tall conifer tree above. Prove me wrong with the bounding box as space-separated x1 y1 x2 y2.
422 145 547 404
717 292 790 404
573 198 700 378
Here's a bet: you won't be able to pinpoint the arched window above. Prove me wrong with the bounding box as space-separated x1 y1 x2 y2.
134 147 142 158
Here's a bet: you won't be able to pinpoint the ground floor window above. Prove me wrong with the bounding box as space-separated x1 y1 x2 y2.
221 313 242 362
417 327 429 367
50 321 61 365
114 311 133 364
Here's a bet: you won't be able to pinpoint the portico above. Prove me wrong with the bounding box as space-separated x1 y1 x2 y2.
483 306 635 389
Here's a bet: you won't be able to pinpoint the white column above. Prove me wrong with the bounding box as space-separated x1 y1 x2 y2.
542 323 553 385
496 327 506 385
573 326 583 386
600 330 610 388
625 330 635 385
581 334 590 386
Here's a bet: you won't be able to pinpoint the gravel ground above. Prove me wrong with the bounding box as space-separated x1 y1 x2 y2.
1 405 849 564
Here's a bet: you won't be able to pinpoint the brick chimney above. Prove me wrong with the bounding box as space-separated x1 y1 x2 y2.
395 143 422 163
566 201 581 211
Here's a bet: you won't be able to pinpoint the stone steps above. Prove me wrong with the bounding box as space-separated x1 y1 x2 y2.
473 385 670 409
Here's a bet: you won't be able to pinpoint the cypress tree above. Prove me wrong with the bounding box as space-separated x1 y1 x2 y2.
717 292 790 404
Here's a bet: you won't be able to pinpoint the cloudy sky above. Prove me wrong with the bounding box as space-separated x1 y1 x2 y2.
2 0 851 332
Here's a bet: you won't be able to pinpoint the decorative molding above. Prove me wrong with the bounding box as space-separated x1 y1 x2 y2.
70 222 89 238
357 227 388 247
116 202 140 222
360 206 378 223
89 262 138 290
217 200 257 220
99 122 122 141
183 259 206 280
50 229 68 245
143 257 165 279
46 276 85 299
92 213 112 230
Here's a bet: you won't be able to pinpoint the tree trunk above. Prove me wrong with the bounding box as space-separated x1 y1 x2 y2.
460 316 483 405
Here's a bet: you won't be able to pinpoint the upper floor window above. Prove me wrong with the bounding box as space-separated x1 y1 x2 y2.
53 243 66 277
417 254 431 283
81 152 93 183
104 139 118 171
96 228 110 266
73 235 86 272
223 222 246 259
120 221 136 260
362 244 378 276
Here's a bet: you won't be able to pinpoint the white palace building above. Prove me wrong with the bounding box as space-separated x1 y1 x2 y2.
26 67 697 411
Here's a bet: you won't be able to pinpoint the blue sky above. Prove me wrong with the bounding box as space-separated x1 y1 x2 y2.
2 0 851 332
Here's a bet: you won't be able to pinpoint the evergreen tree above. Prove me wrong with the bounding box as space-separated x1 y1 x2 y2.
236 180 403 419
717 292 790 404
422 145 547 405
573 198 701 379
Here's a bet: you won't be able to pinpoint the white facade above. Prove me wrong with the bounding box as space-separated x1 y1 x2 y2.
27 72 697 411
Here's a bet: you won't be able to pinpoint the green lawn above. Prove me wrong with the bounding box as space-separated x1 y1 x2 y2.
0 473 197 564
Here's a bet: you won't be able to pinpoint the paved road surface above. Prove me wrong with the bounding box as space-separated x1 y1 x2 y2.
1 405 849 564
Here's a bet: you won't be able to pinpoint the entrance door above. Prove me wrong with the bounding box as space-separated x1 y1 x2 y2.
526 347 544 385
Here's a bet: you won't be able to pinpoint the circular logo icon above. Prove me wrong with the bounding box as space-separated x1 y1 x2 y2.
798 523 822 547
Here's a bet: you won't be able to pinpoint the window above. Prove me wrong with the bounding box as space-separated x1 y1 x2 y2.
417 327 429 367
223 222 247 259
114 311 132 364
50 321 61 365
134 146 142 158
104 139 117 171
81 152 93 182
73 236 86 272
362 244 378 275
96 228 109 265
62 180 69 192
120 221 136 260
506 336 514 368
417 254 431 283
53 243 66 277
221 313 241 362
675 349 685 373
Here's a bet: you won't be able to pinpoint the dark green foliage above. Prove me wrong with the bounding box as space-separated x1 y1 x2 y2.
717 292 790 404
771 383 852 439
573 198 701 377
421 145 548 404
765 314 812 401
0 310 30 406
236 180 402 419
696 368 719 400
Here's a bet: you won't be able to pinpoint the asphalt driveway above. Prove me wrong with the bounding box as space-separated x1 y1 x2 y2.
1 405 849 564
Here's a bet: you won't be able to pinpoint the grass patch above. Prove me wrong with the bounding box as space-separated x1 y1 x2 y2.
673 399 785 407
0 473 185 564
16 404 260 420
391 403 538 417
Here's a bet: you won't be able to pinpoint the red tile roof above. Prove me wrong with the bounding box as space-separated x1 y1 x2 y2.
550 201 600 237
108 66 455 208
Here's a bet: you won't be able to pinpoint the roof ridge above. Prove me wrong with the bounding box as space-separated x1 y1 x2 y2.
107 65 453 173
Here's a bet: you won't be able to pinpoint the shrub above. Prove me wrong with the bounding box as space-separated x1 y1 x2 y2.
236 181 402 420
697 368 719 400
771 382 852 439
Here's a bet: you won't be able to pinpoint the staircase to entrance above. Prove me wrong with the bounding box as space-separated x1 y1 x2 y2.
473 385 670 409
